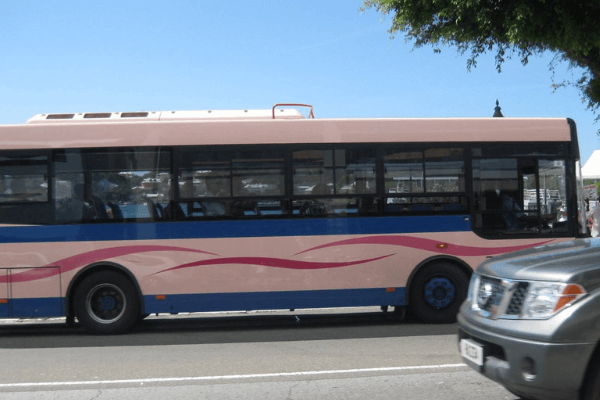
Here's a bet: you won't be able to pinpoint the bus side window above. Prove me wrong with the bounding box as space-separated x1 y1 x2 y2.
55 181 94 223
0 153 52 225
472 154 569 236
383 148 466 215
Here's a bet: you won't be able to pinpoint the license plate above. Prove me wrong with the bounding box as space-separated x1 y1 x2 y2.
460 339 484 366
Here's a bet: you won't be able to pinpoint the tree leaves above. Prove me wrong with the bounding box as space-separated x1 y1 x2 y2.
364 0 600 114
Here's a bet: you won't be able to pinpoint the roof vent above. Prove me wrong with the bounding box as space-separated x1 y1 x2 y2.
84 113 112 119
121 112 149 118
46 114 75 120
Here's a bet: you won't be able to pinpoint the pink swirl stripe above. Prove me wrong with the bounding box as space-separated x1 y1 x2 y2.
296 236 553 257
155 254 394 275
1 245 218 284
2 235 554 284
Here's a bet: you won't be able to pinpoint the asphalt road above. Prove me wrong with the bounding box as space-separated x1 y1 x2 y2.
0 308 517 399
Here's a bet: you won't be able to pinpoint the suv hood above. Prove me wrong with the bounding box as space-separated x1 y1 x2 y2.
477 238 600 289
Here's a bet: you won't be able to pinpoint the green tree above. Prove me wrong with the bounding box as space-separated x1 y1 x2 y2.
363 0 600 113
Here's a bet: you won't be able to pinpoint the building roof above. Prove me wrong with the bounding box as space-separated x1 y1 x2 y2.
582 150 600 180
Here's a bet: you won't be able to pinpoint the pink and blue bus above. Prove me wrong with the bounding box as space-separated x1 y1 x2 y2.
0 104 587 333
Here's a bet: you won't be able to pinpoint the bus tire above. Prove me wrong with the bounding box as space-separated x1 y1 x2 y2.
73 270 140 334
409 262 469 324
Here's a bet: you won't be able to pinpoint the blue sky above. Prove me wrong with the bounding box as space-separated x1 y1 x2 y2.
1 1 598 164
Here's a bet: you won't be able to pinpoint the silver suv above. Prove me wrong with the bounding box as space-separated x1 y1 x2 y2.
458 238 600 400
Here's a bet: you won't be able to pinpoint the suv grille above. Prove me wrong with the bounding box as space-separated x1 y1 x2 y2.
473 276 530 319
506 282 529 315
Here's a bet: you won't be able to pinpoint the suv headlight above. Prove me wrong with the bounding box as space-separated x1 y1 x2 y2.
521 282 586 319
467 274 586 320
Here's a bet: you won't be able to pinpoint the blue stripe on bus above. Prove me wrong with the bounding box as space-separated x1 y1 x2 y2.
0 297 64 318
143 288 407 314
0 215 470 243
0 288 406 319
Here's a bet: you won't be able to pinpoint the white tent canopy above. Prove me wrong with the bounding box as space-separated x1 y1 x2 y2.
582 150 600 180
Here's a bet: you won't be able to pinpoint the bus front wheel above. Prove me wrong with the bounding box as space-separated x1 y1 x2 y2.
73 270 140 334
409 262 469 324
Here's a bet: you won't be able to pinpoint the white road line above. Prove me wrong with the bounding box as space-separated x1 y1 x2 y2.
0 364 467 389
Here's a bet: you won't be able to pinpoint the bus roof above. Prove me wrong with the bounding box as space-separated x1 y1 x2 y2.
26 108 306 124
0 111 575 150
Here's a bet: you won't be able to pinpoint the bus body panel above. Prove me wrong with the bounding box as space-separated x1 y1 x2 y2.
0 216 562 318
0 270 8 317
0 118 572 150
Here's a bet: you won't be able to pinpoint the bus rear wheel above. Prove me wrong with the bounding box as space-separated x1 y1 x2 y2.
73 270 140 334
409 262 469 324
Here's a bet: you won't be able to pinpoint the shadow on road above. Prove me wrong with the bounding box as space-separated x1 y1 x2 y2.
0 309 458 349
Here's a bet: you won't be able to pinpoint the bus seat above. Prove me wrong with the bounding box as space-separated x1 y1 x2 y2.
357 197 376 214
164 201 186 220
443 204 464 211
146 201 159 220
384 204 403 214
107 202 124 221
411 204 433 212
155 203 164 219
311 182 330 195
232 200 260 217
89 196 109 219
56 197 95 222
